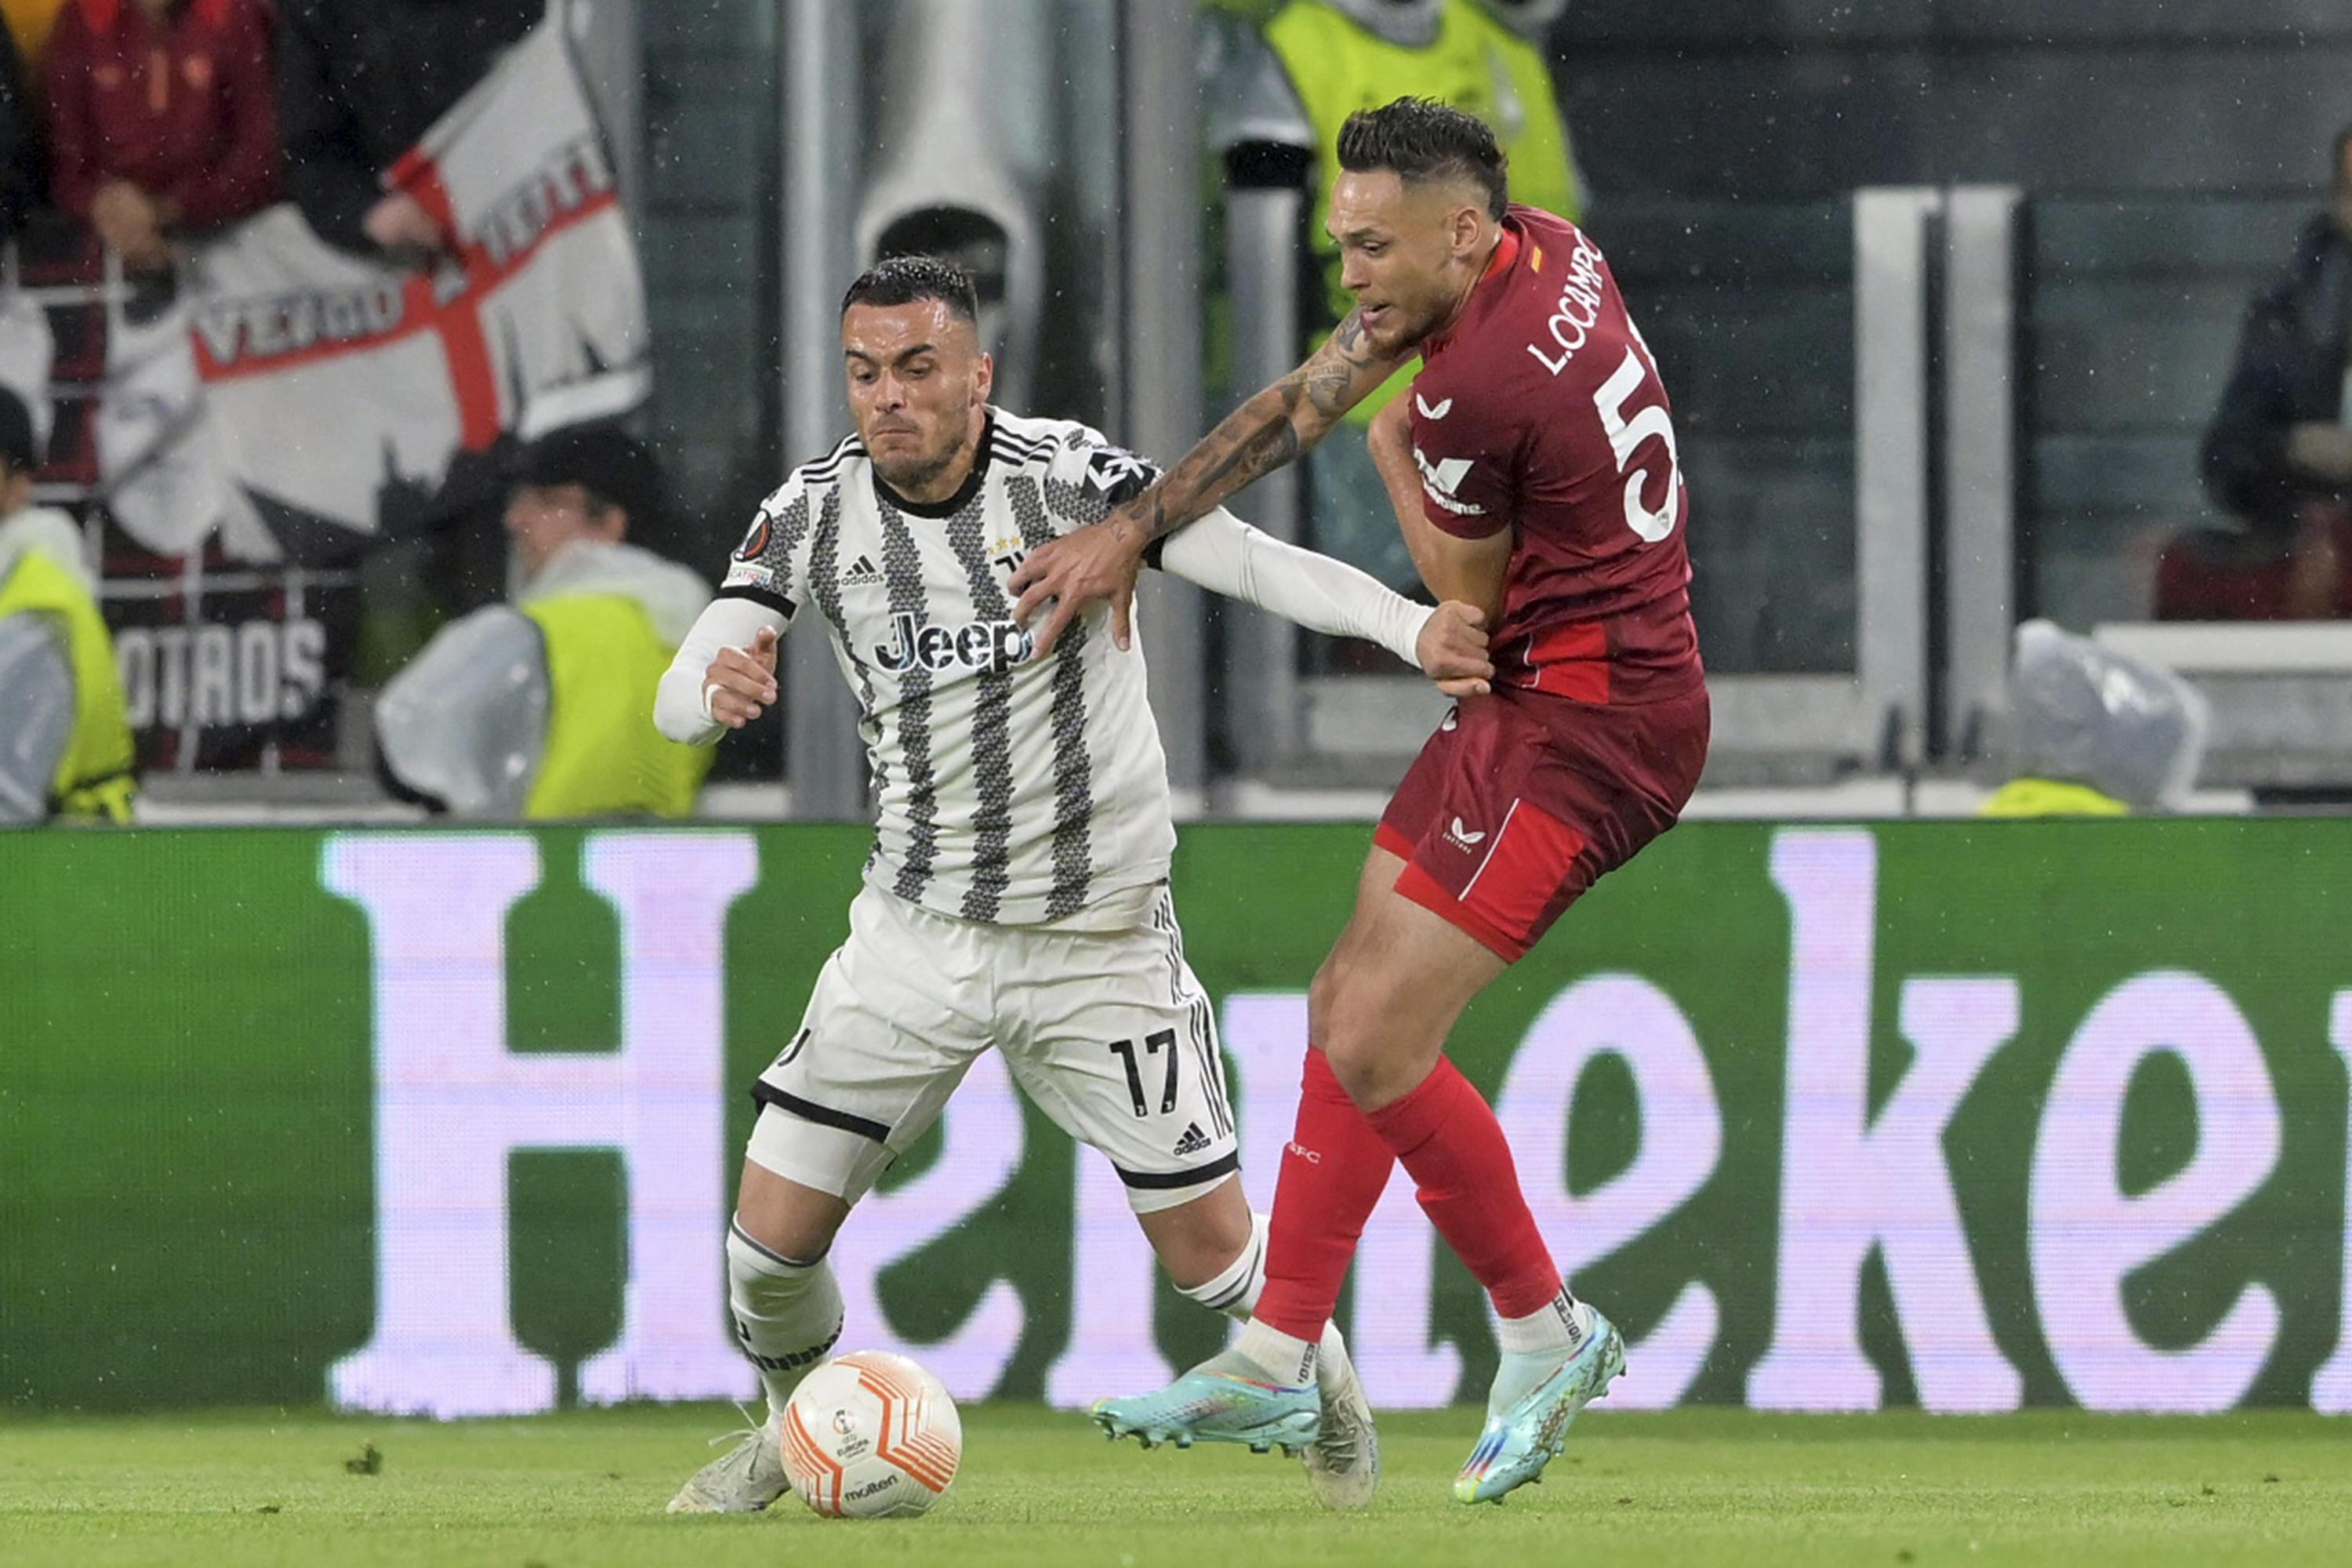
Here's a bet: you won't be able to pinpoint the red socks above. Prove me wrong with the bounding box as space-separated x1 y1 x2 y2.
1254 1050 1563 1341
1365 1056 1563 1320
1253 1049 1397 1341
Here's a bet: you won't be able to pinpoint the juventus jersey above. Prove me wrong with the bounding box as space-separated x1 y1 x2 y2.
720 409 1173 927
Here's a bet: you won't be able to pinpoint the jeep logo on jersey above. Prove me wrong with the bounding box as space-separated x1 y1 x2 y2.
874 611 1035 676
1413 447 1486 517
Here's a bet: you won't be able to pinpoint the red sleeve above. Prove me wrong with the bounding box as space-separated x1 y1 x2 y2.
165 4 279 230
42 7 101 224
1408 391 1514 540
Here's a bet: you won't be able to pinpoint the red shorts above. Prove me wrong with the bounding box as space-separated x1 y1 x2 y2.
1376 685 1711 962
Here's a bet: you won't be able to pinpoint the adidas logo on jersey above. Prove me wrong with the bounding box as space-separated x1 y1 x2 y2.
1171 1122 1212 1158
1444 815 1488 851
842 554 882 586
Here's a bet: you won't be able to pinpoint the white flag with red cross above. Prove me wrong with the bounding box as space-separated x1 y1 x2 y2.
101 4 648 562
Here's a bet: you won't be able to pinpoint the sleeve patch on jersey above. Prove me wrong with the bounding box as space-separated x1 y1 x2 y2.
723 561 788 601
1414 448 1485 516
1080 445 1160 507
734 510 773 561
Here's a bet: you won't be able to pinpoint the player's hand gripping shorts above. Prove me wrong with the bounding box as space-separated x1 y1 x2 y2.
1377 684 1711 962
747 880 1237 1214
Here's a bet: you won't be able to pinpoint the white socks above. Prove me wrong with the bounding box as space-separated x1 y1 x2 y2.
1174 1211 1343 1391
725 1218 845 1419
1496 1289 1589 1358
1176 1210 1270 1320
1236 1317 1321 1385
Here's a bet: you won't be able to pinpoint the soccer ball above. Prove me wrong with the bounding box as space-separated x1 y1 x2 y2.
777 1351 963 1519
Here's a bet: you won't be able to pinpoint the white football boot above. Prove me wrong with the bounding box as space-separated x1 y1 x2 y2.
1301 1329 1380 1509
666 1415 789 1514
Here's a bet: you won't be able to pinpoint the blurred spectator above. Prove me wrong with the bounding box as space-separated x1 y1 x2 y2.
0 385 134 822
1255 0 1581 329
2 0 66 75
2179 125 2352 618
1211 0 1582 587
0 20 39 241
44 0 278 272
1981 621 2208 818
275 0 535 260
373 424 713 820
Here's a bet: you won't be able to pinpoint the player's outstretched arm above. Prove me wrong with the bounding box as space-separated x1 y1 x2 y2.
1009 311 1408 656
1156 507 1493 695
1367 393 1511 626
655 597 789 745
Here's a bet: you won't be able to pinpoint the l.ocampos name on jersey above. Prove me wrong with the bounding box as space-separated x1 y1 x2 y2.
874 611 1036 676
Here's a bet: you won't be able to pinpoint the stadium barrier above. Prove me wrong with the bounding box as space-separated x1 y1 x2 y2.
4 820 2348 1415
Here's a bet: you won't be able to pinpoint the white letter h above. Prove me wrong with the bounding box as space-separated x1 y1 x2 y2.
323 833 759 1416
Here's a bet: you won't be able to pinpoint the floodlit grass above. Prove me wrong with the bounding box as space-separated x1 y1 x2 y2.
2 1403 2346 1567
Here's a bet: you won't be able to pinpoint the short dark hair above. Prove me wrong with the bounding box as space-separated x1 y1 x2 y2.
1336 98 1508 222
513 423 666 528
840 254 979 326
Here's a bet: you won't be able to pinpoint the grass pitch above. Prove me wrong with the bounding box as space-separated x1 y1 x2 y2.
2 1403 2345 1567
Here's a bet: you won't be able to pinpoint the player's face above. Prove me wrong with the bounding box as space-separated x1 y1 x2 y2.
1329 169 1485 353
842 300 993 499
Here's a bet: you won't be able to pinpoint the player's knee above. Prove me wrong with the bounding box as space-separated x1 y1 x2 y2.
1320 998 1446 1110
1317 1022 1391 1109
1308 930 1381 1043
735 1156 850 1261
1307 956 1348 1044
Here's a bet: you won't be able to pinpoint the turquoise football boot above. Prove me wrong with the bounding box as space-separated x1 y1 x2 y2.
1454 1307 1626 1504
1091 1352 1323 1455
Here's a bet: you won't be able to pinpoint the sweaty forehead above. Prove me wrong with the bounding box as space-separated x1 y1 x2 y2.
1327 169 1465 241
842 299 973 360
1327 169 1406 239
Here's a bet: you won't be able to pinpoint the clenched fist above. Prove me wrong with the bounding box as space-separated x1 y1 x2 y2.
1417 601 1494 697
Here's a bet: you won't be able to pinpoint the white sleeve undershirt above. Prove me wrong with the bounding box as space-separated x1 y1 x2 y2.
655 510 1432 748
654 594 789 746
1154 506 1432 670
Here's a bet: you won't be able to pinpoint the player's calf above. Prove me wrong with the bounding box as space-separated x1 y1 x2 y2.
668 1212 844 1515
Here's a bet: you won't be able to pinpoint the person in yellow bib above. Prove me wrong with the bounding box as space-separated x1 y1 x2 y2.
373 424 713 819
0 387 136 825
1980 621 2209 818
1214 0 1583 587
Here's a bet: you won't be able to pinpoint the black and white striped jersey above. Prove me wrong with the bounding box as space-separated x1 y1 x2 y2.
719 408 1174 927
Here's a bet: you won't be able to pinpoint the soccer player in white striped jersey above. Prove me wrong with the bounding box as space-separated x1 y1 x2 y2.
654 256 1493 1515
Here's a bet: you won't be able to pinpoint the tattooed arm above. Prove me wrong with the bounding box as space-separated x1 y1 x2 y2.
1009 312 1406 654
1126 310 1399 546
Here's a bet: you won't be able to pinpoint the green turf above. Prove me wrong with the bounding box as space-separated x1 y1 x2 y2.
2 1404 2346 1567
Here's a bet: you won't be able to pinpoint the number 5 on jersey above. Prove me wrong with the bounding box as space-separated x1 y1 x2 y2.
1594 345 1682 543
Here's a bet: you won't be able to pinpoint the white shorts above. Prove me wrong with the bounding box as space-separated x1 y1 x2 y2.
747 880 1238 1214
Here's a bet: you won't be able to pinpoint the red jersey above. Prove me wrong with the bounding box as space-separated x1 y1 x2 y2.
45 0 280 233
1406 204 1704 705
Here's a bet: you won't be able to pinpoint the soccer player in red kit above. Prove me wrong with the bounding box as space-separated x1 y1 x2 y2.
1011 97 1708 1504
